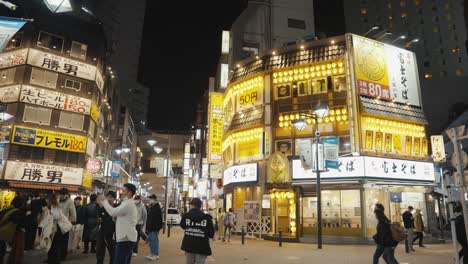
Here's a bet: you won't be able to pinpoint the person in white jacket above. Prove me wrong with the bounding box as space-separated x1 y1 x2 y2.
97 183 138 264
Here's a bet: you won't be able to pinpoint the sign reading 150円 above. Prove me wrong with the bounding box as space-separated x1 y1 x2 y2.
352 34 420 106
11 126 87 153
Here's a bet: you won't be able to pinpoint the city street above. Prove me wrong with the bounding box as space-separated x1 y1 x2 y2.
23 227 455 264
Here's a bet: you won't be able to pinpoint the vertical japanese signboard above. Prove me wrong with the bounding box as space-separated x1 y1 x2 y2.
352 34 421 106
207 92 223 163
431 135 446 162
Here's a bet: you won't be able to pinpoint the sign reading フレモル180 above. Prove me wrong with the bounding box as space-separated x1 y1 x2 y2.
207 92 223 163
352 34 421 106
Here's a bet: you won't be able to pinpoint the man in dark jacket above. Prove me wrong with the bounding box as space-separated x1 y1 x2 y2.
454 204 468 264
96 191 117 264
180 198 214 264
145 194 162 261
402 206 415 252
24 192 42 251
83 194 99 253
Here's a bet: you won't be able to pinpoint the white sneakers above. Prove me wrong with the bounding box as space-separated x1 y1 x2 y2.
132 253 138 257
145 255 160 261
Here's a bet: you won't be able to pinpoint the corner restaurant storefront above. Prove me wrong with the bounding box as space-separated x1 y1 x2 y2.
291 156 435 241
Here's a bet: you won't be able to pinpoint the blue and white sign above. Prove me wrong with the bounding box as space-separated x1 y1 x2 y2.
323 137 339 169
111 160 122 179
0 16 28 52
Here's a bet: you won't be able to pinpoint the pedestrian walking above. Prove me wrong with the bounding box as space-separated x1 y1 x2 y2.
207 208 216 241
0 196 26 264
82 194 99 254
222 208 236 242
42 194 73 264
402 205 415 252
97 183 138 264
57 188 76 260
217 209 224 240
454 203 468 264
96 192 117 264
180 198 215 264
412 209 425 248
372 203 399 264
68 196 84 253
24 192 42 251
145 194 162 261
132 195 147 257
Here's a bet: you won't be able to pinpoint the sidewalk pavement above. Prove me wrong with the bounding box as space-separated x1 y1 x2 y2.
22 227 457 264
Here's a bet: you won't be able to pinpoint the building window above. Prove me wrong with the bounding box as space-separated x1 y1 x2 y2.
440 71 447 77
413 0 421 6
9 145 45 161
70 41 87 59
64 79 81 91
5 32 23 50
59 111 84 131
23 105 52 125
400 1 407 8
452 47 461 53
424 73 432 79
423 61 430 67
361 8 368 14
456 68 464 76
312 78 327 94
297 81 311 96
0 68 16 85
459 57 462 63
37 31 64 52
439 48 444 54
30 68 58 88
401 12 408 18
287 18 306 29
433 26 440 33
54 150 67 164
241 43 259 59
88 120 96 138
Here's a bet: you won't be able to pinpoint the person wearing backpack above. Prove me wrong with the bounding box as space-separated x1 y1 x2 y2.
372 203 399 264
222 208 236 242
0 196 26 264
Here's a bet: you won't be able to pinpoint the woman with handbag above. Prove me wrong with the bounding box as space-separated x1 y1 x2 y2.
41 194 72 264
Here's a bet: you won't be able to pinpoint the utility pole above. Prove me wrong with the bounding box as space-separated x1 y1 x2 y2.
446 126 468 243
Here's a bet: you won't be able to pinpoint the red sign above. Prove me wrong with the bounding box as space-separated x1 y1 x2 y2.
86 158 102 174
357 80 391 100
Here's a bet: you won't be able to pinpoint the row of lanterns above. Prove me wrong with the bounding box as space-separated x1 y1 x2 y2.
273 61 345 84
222 127 263 150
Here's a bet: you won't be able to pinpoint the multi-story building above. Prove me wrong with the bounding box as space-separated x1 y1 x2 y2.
335 0 468 134
86 0 150 129
0 3 110 196
216 34 436 243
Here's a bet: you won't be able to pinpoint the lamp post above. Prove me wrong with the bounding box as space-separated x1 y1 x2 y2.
291 101 329 249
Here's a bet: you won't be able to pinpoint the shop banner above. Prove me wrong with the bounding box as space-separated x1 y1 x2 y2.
0 48 27 70
0 85 20 103
0 126 11 143
0 190 16 210
27 49 97 81
430 135 446 163
292 156 435 182
352 35 421 106
90 102 100 123
111 160 122 179
323 137 339 169
20 85 91 115
4 160 83 185
267 152 290 183
95 69 104 93
82 172 92 188
0 17 28 52
86 138 96 157
243 201 260 222
11 126 87 153
223 163 258 186
207 92 223 163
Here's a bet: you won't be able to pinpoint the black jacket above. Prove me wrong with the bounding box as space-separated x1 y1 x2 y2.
180 208 215 256
455 213 467 246
98 205 115 236
146 203 162 232
373 220 398 247
402 211 414 229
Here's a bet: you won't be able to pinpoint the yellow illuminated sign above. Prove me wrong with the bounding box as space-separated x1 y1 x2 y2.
0 190 16 210
365 130 374 150
393 134 402 153
82 172 92 188
414 138 421 155
90 103 100 123
405 136 412 154
237 138 261 159
12 126 87 153
208 92 224 163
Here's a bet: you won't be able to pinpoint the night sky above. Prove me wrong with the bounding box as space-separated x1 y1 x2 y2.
139 1 247 131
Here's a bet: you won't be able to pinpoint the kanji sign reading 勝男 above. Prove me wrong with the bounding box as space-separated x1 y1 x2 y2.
4 160 83 186
11 126 87 153
207 92 223 163
27 49 97 81
20 85 91 115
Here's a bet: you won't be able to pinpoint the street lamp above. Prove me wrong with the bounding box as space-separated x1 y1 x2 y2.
42 0 73 13
390 35 406 44
363 26 379 36
147 139 157 147
114 148 123 155
404 38 419 48
154 146 163 154
290 101 329 249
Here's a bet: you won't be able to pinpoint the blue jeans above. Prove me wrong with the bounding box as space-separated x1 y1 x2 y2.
223 226 232 240
148 231 159 256
114 241 135 264
373 244 385 264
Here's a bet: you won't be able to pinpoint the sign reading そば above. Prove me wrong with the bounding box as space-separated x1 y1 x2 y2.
223 163 258 186
5 160 83 185
11 126 87 153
